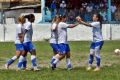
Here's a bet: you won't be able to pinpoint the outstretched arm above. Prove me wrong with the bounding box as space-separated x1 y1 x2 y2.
68 23 80 28
76 16 93 27
80 21 92 27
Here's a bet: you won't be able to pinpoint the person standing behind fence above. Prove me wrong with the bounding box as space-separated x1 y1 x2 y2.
5 16 25 70
51 1 57 19
59 1 66 16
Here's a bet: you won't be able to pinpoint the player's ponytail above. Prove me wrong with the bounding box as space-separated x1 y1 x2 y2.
96 14 103 30
24 14 35 22
18 16 25 25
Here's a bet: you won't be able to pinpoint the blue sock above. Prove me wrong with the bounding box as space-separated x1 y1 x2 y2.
89 54 94 65
51 56 56 64
18 62 23 69
7 56 17 65
18 56 24 69
96 57 101 67
31 55 37 67
23 60 27 68
7 59 15 65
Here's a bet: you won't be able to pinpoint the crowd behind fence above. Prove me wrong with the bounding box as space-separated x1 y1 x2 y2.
44 0 120 23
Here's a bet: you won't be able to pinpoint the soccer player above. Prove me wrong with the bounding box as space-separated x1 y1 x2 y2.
18 14 40 71
49 15 61 55
50 15 80 70
5 16 25 69
79 14 104 71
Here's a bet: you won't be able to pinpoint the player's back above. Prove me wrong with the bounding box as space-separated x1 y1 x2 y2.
15 24 24 44
57 22 68 44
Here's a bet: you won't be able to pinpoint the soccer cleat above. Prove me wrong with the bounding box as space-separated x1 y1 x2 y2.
86 66 92 71
93 67 100 72
33 67 40 71
16 68 21 71
51 63 56 70
67 64 72 70
5 64 9 69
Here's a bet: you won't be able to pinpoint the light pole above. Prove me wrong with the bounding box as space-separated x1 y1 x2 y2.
108 0 112 40
41 0 45 22
1 8 6 41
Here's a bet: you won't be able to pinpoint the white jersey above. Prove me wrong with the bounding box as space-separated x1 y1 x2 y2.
49 23 58 44
57 22 69 44
90 22 103 42
24 21 33 43
15 24 24 44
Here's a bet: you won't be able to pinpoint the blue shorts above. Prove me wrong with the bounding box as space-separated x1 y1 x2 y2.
15 44 24 51
58 43 70 55
90 41 104 50
23 42 36 52
50 43 59 53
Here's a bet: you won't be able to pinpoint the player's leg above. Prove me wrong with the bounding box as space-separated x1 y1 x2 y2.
94 41 104 71
50 43 59 55
17 51 27 70
50 43 60 64
22 51 27 69
65 44 72 70
87 42 95 71
5 44 23 69
28 42 40 71
50 43 66 70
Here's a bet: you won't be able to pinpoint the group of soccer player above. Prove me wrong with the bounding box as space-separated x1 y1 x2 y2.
5 14 40 71
5 13 104 72
50 14 104 71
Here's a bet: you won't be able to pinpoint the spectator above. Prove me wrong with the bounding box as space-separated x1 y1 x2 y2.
111 3 117 20
100 9 107 21
79 7 85 21
86 4 93 21
45 7 52 22
68 10 75 23
114 9 120 21
60 1 66 9
86 4 93 13
59 1 67 16
51 1 57 19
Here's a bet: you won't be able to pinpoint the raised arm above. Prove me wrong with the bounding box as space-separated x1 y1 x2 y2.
80 21 92 27
76 16 93 27
68 23 80 28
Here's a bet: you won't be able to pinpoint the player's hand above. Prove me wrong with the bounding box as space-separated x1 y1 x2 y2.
20 38 24 43
76 16 82 22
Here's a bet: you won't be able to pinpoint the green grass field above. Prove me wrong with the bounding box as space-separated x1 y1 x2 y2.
0 41 120 80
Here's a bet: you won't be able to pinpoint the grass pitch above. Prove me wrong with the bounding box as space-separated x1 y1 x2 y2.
0 41 120 80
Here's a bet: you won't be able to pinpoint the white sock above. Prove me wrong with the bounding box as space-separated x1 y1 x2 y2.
11 56 17 60
66 58 71 65
31 55 36 60
52 56 55 59
18 56 24 62
53 58 59 64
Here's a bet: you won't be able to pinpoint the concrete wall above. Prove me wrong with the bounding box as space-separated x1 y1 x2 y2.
0 24 120 42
